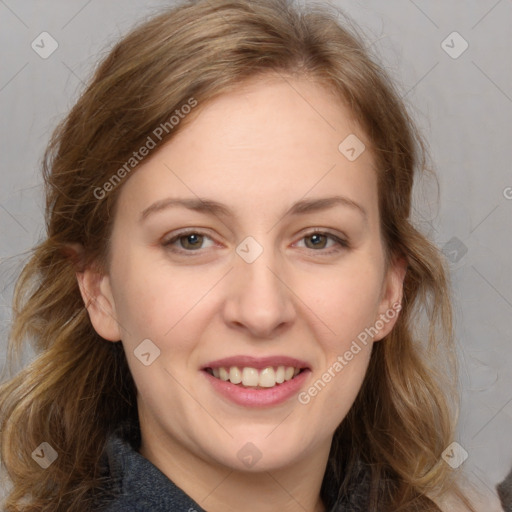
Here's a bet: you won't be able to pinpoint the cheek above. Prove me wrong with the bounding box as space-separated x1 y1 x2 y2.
111 236 385 352
305 261 384 347
110 249 214 343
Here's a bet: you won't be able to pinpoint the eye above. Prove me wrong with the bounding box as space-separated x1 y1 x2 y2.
162 230 216 254
294 230 349 255
161 228 349 256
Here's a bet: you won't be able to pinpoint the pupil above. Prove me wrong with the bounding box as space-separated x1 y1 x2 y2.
309 234 325 248
184 234 201 249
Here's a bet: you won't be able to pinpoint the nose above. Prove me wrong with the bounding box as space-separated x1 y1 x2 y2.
221 239 296 339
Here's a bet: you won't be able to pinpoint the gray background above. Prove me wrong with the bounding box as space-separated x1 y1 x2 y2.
1 0 511 506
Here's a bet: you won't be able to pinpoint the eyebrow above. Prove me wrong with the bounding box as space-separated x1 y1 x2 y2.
139 195 367 223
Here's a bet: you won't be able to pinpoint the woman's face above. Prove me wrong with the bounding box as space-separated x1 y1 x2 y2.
80 75 405 473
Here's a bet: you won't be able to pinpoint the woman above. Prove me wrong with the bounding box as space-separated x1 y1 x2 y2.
0 0 482 510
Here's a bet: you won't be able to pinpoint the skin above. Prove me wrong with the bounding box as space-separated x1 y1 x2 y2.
77 74 406 512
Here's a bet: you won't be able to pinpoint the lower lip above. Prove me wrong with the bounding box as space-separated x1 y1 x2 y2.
203 370 310 407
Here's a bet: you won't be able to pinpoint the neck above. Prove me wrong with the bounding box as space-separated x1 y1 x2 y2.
139 423 331 512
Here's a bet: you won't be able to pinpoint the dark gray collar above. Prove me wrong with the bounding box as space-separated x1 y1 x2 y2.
95 419 371 512
96 421 206 511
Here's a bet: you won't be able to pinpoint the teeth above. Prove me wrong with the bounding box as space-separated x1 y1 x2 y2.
209 365 302 388
258 367 275 388
229 366 242 384
242 367 259 386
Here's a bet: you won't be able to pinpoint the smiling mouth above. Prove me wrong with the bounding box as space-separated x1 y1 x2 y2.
204 366 307 389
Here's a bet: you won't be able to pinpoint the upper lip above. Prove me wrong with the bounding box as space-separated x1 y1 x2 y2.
202 355 311 370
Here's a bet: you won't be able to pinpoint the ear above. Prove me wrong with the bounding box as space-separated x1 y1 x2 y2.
373 255 407 342
75 264 122 342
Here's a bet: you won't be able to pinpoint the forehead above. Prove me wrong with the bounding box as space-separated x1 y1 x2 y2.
115 75 379 226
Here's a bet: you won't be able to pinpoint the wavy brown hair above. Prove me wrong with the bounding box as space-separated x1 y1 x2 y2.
0 0 475 510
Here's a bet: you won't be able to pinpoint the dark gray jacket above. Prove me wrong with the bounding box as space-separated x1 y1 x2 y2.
93 420 372 512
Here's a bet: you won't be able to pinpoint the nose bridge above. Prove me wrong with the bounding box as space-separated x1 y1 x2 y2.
224 234 295 336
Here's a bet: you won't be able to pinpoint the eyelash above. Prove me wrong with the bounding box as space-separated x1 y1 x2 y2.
161 228 349 256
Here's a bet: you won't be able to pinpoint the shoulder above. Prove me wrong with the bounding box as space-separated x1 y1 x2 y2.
93 421 206 512
497 466 512 511
99 497 142 512
431 485 505 512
